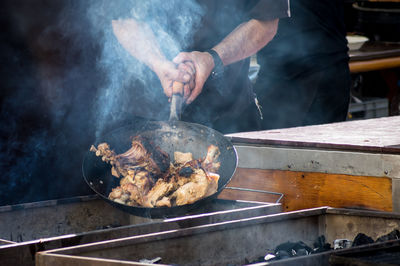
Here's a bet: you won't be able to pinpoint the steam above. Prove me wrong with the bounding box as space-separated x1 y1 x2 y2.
82 0 204 139
0 0 204 205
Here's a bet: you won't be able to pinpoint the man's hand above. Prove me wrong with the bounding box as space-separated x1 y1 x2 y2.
112 19 191 99
153 61 191 99
177 61 196 101
173 51 215 104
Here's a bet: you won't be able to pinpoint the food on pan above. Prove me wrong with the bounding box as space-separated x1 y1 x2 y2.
90 136 221 207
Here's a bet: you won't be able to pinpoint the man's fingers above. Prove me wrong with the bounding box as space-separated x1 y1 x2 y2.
186 89 201 104
169 68 190 83
183 84 191 101
186 81 204 104
189 78 195 91
178 62 194 76
163 80 173 98
173 52 192 64
184 61 196 75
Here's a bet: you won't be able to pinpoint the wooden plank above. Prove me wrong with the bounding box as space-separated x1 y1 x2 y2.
350 56 400 73
227 116 400 154
219 168 392 212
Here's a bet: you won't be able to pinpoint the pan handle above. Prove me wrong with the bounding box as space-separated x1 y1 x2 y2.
224 186 284 203
169 81 184 121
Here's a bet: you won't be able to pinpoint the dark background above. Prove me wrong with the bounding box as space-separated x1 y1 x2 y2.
1 0 96 204
0 0 172 205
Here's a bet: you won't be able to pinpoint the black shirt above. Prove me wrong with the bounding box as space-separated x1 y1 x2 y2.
144 0 290 131
257 0 349 80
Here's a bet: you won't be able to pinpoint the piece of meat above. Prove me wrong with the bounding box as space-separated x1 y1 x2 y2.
201 145 221 173
91 136 170 178
133 170 154 194
90 143 125 177
90 143 115 162
109 187 130 205
120 170 154 195
116 136 170 176
92 137 223 208
171 169 219 206
109 186 123 199
155 196 171 207
174 151 193 165
121 183 144 206
143 179 175 207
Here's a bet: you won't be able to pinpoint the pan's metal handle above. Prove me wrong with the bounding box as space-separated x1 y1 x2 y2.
169 81 184 121
224 186 284 203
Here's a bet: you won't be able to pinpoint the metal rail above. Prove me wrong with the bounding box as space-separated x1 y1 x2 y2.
225 186 284 203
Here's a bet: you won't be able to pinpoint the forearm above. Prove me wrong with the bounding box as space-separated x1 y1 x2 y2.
112 19 168 74
212 19 279 66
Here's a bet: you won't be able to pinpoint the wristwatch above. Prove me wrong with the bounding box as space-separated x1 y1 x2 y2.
205 49 224 79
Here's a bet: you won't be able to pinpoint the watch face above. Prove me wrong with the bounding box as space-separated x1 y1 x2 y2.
211 69 224 80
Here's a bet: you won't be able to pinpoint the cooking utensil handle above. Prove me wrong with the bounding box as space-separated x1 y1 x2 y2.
224 186 284 203
169 81 184 121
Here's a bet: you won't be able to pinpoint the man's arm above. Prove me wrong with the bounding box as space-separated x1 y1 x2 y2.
112 19 190 97
213 19 278 65
174 19 279 104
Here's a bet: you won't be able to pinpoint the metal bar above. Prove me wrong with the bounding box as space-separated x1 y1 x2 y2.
225 186 284 203
0 239 16 245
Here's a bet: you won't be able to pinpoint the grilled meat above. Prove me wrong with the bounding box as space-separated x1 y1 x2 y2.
91 136 221 207
171 169 219 206
174 151 193 165
143 179 175 207
90 136 170 178
202 145 221 173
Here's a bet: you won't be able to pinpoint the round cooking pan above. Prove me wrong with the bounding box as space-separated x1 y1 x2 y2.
82 117 238 218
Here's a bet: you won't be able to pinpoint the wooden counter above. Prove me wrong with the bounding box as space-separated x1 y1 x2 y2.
228 116 400 154
349 41 400 73
219 116 400 213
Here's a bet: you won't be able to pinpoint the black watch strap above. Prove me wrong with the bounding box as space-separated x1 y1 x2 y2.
205 49 224 79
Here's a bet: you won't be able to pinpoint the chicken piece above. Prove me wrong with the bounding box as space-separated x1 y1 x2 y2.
155 196 171 207
133 170 154 194
120 171 135 186
120 170 154 193
143 179 175 207
116 136 170 176
174 174 192 187
205 172 220 196
90 143 116 163
201 145 221 173
91 143 125 177
171 169 219 206
109 186 123 200
174 151 193 165
91 136 170 178
96 139 224 207
109 187 130 204
90 143 121 177
121 183 144 206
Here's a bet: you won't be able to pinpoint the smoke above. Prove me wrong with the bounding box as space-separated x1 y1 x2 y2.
79 0 204 139
0 0 205 205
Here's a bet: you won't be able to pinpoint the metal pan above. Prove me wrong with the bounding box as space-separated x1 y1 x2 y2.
82 117 238 218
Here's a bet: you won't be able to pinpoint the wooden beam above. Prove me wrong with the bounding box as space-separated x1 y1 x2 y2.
350 56 400 73
219 168 392 212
